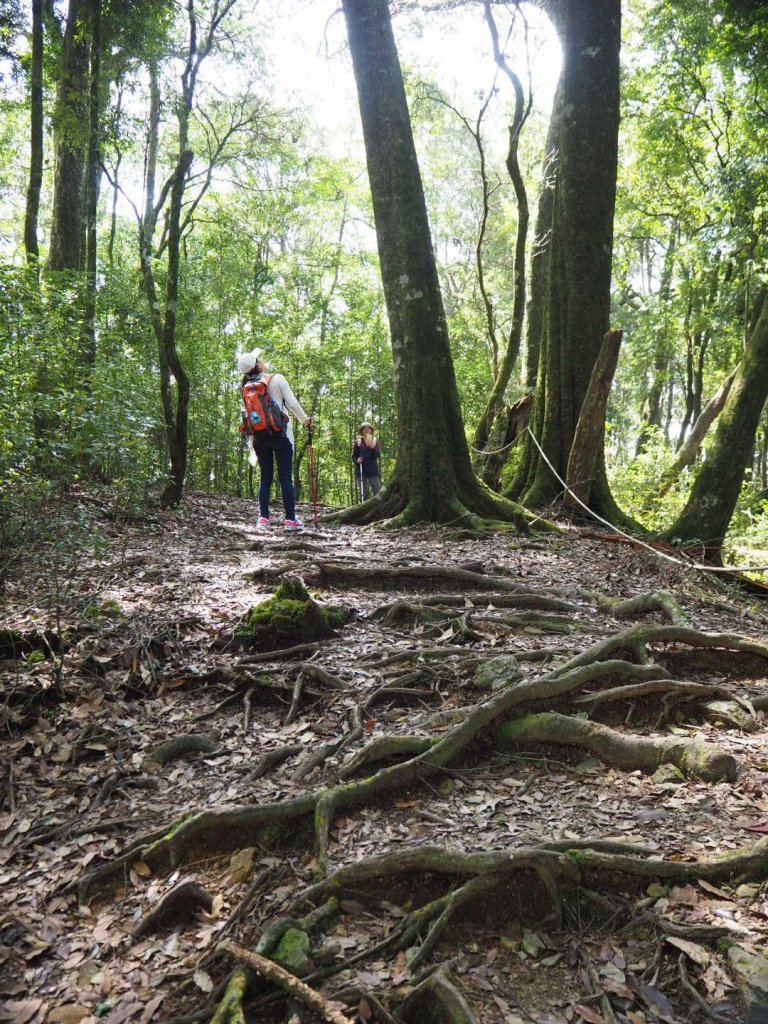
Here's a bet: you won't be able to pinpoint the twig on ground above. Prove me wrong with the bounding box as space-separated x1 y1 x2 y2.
218 939 355 1024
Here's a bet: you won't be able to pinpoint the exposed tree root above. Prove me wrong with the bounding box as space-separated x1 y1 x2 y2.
144 733 220 767
78 625 768 899
571 677 720 710
400 969 479 1024
386 591 581 612
243 743 304 782
209 967 251 1024
316 561 552 594
495 711 739 781
131 877 213 940
599 590 690 626
562 623 768 671
338 735 435 779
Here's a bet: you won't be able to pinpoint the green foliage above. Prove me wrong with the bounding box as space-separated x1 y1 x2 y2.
607 429 686 532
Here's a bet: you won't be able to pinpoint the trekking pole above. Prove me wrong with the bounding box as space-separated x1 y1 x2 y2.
357 462 365 503
307 424 318 527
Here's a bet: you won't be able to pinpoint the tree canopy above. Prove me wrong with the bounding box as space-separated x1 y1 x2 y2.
1 0 768 565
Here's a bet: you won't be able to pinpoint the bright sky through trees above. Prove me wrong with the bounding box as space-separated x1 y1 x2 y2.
264 0 562 158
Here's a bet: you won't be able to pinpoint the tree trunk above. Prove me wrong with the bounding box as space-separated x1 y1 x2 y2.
48 0 89 272
635 219 677 454
664 288 768 561
658 370 735 496
523 77 563 394
340 0 528 528
82 0 101 368
511 0 622 519
565 330 623 509
24 0 44 266
472 1 530 488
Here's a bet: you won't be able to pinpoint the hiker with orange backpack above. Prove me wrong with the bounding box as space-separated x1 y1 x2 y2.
237 349 312 533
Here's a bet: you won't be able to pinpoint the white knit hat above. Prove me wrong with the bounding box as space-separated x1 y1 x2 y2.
236 348 263 374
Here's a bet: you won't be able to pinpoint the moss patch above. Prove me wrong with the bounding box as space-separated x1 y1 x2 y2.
234 578 350 651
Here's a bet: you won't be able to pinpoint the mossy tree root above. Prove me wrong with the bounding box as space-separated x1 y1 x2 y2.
338 735 435 779
571 678 724 711
598 591 690 626
561 624 768 673
79 628 768 898
495 711 739 782
210 967 251 1024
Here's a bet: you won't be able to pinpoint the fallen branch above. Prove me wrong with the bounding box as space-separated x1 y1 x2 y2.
218 939 354 1024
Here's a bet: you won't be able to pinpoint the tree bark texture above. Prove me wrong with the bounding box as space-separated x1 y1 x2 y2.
664 288 768 560
515 0 621 511
524 77 562 394
658 370 735 496
565 330 623 509
341 0 519 524
82 0 101 367
24 0 44 265
48 0 89 272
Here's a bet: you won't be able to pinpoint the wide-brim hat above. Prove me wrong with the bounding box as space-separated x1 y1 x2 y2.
359 421 373 431
237 348 263 374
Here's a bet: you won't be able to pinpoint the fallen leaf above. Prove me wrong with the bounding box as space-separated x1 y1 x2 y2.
47 1005 91 1023
743 820 768 833
131 861 151 878
664 936 710 967
639 983 675 1020
572 1004 606 1024
2 999 43 1024
357 999 372 1022
193 969 213 993
698 880 733 900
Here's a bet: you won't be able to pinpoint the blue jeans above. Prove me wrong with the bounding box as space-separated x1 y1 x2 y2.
254 435 295 520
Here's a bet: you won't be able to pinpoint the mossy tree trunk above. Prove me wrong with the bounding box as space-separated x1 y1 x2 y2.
663 288 768 561
24 0 44 267
340 0 528 528
511 0 623 518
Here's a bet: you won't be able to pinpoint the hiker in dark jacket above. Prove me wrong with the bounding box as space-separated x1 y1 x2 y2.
352 421 381 499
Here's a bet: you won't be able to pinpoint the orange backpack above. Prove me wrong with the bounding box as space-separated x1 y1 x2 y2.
241 374 288 437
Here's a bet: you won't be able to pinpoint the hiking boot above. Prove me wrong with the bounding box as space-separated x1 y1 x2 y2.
284 518 303 533
256 516 270 530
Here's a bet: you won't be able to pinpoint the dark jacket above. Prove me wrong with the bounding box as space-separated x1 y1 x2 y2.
352 438 380 478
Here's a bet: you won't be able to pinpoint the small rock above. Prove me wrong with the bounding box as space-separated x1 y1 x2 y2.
472 654 523 691
272 927 311 977
728 944 768 1021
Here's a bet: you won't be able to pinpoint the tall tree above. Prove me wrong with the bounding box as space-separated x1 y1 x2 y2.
339 0 529 528
23 0 44 266
471 0 532 491
47 0 89 272
511 0 624 519
664 289 768 561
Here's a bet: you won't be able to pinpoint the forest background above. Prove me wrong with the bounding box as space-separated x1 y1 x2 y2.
1 0 768 570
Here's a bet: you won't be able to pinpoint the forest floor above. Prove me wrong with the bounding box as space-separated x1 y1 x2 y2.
2 487 768 1024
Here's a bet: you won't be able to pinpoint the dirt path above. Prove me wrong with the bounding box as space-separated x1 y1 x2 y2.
2 489 768 1024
